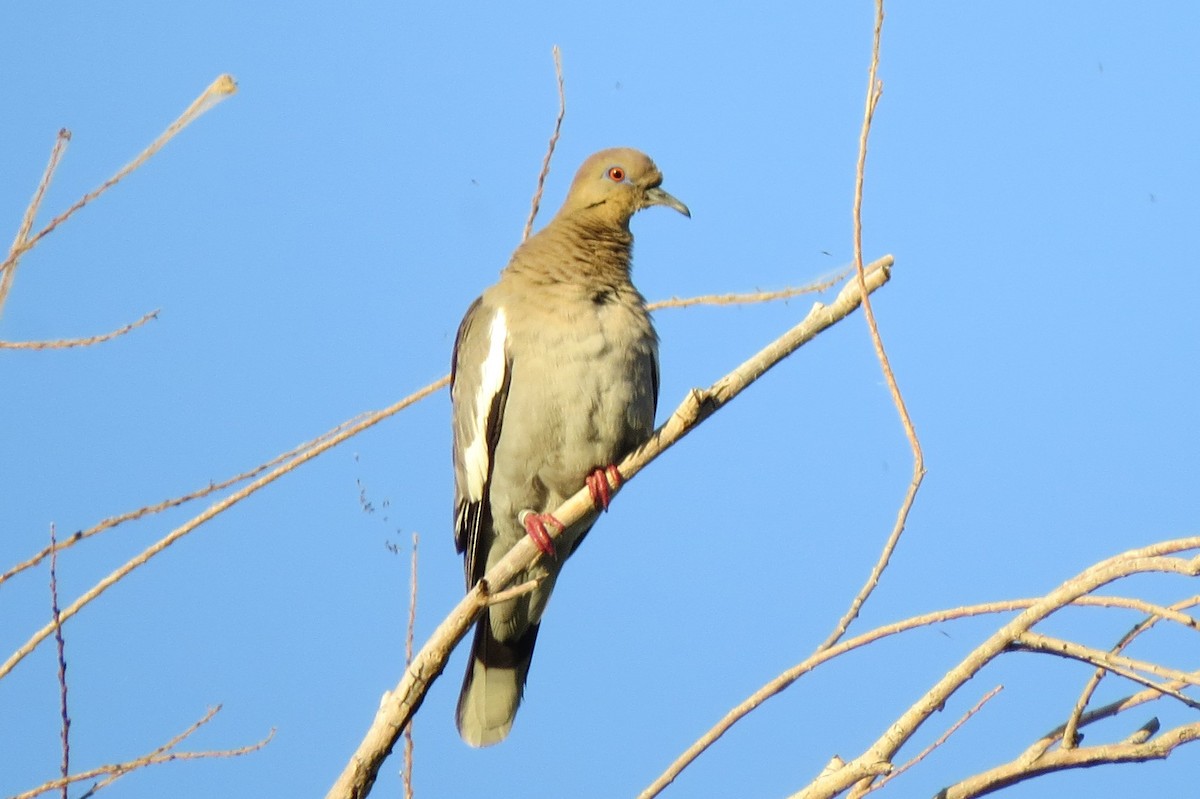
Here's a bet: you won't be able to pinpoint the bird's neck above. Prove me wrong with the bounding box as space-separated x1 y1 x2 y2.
510 214 635 287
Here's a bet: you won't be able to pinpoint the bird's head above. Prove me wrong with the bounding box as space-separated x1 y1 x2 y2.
556 147 690 227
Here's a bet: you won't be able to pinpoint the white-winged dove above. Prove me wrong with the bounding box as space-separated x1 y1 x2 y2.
450 148 689 746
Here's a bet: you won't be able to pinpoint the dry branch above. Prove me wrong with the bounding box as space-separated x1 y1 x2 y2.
639 584 1200 797
2 75 236 277
0 310 159 350
936 720 1200 799
1062 594 1200 748
522 46 565 242
647 268 851 311
789 542 1200 799
324 255 895 799
0 129 69 317
821 0 918 658
12 706 272 799
1010 632 1200 708
853 686 1004 798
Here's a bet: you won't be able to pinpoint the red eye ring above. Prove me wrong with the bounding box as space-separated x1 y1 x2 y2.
607 166 625 182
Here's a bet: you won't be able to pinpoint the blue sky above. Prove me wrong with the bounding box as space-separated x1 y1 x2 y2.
3 2 1198 798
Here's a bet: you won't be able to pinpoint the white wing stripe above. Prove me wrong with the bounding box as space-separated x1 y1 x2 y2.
463 307 508 501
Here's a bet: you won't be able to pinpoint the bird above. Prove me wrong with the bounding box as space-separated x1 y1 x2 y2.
450 147 689 746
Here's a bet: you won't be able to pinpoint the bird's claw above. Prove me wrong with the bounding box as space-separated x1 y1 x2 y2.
586 464 623 512
519 510 562 558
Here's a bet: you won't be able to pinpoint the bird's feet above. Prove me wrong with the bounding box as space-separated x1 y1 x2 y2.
585 464 623 512
519 510 563 558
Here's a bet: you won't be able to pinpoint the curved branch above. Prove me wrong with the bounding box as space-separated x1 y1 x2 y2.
521 46 565 242
1010 632 1200 708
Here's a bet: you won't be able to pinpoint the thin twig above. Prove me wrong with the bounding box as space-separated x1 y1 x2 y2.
854 686 1003 797
1011 632 1200 707
647 268 851 311
821 0 916 654
402 533 418 799
3 76 237 273
0 310 160 350
936 720 1200 799
1062 594 1200 749
1 129 70 318
484 578 542 606
326 257 895 799
49 524 70 799
14 706 273 799
1023 673 1197 764
522 46 565 242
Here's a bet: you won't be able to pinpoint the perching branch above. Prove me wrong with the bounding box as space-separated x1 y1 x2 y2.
324 254 895 799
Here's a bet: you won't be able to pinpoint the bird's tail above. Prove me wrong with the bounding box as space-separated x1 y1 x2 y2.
456 611 540 747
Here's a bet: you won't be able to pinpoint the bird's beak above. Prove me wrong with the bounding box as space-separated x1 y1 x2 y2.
643 186 691 218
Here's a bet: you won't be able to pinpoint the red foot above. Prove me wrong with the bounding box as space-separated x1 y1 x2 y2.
585 464 623 512
520 511 563 557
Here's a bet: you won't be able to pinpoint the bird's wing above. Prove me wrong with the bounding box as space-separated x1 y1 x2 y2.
649 348 660 417
451 297 512 589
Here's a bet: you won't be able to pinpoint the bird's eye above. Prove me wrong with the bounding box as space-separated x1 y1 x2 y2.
607 167 625 182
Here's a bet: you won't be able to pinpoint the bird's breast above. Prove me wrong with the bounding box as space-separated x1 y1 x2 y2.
496 291 657 504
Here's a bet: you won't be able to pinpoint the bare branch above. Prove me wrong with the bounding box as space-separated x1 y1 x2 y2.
1010 632 1200 708
822 0 917 654
12 706 273 799
402 534 418 799
0 310 159 350
640 584 1200 798
647 268 851 311
792 545 1200 799
2 75 237 274
936 720 1200 799
484 578 542 606
0 128 70 318
853 686 1004 797
522 46 565 242
1062 594 1200 748
49 525 70 799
